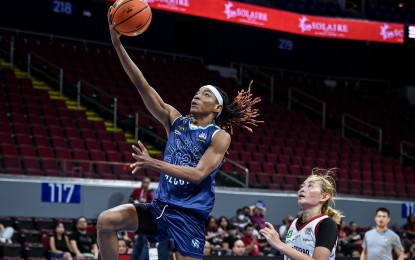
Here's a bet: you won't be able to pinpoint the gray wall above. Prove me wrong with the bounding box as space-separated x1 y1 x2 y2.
0 175 413 228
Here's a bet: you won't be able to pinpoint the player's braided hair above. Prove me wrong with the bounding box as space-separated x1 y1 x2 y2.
215 81 263 134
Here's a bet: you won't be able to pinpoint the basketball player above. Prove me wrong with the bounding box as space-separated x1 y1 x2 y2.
259 168 343 260
96 7 262 260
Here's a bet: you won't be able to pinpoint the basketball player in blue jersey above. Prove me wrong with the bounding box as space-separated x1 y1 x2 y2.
96 8 262 260
260 169 343 260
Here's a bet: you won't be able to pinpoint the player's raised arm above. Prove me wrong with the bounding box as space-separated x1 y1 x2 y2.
107 7 179 130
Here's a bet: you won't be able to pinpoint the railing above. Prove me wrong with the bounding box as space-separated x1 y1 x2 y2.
77 80 118 132
231 62 274 102
342 113 382 151
27 52 64 96
0 35 14 68
288 87 326 128
230 60 392 88
222 157 250 188
400 141 415 165
134 112 167 145
0 27 204 63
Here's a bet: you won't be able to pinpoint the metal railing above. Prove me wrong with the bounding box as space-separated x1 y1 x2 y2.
77 80 118 132
400 141 415 165
27 52 64 96
222 157 250 188
0 35 14 68
0 27 204 63
342 113 382 151
231 62 274 102
230 60 392 88
288 87 326 128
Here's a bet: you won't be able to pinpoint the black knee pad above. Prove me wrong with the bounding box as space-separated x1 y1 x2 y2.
133 203 157 237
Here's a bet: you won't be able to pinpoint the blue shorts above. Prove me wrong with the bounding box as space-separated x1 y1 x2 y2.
137 200 205 259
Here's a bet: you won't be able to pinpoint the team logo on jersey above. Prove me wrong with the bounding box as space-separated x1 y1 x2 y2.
191 239 200 249
174 130 181 135
305 228 312 235
197 132 207 143
286 230 293 238
178 125 185 131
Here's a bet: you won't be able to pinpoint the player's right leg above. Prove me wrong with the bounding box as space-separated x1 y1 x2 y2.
96 204 139 260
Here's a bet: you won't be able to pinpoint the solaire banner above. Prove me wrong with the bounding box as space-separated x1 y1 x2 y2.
109 0 406 44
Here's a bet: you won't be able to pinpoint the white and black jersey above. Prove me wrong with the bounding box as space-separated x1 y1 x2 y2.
284 214 338 260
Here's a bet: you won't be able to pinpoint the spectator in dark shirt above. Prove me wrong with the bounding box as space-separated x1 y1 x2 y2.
50 222 72 260
70 217 99 259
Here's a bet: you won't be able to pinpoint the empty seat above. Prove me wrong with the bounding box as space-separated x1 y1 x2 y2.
34 218 54 230
19 229 41 244
14 217 34 230
0 243 22 257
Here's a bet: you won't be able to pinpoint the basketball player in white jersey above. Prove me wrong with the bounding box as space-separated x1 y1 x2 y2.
260 168 343 260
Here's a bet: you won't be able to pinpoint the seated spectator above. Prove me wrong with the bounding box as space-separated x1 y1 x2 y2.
205 215 222 247
250 206 266 231
406 243 415 259
203 240 212 256
337 219 349 255
230 208 251 231
342 221 363 257
0 222 14 244
278 215 294 242
118 238 132 255
70 217 99 259
227 239 248 256
50 222 72 260
241 224 267 256
217 216 233 252
402 213 415 239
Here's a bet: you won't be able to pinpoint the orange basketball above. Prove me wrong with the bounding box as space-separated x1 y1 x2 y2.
110 0 152 37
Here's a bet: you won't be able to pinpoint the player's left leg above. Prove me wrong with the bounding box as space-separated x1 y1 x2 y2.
97 204 139 259
174 252 202 260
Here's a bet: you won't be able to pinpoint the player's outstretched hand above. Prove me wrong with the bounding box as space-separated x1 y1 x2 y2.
259 222 282 249
107 6 121 42
130 141 152 174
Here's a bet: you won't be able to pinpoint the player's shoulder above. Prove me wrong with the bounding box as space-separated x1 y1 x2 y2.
317 217 337 230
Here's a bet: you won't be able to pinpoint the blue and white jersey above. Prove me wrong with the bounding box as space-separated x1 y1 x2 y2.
154 116 222 220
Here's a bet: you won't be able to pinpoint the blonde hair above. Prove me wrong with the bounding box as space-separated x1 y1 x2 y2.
307 168 344 224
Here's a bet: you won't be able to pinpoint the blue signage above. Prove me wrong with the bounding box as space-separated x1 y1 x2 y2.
401 203 415 218
41 183 81 204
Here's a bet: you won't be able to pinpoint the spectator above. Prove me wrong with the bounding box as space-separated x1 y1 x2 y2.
241 224 267 256
230 208 251 231
278 215 294 242
128 177 153 204
118 238 132 255
203 240 212 256
402 213 415 240
406 243 415 259
0 222 14 244
227 239 248 256
205 215 222 247
217 216 233 252
337 219 349 256
130 177 162 260
360 207 404 260
351 249 361 258
343 221 363 256
250 206 266 231
69 217 99 259
49 222 72 260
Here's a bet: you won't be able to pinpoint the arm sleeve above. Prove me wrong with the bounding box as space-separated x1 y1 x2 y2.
361 233 367 249
315 218 338 250
393 234 404 252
